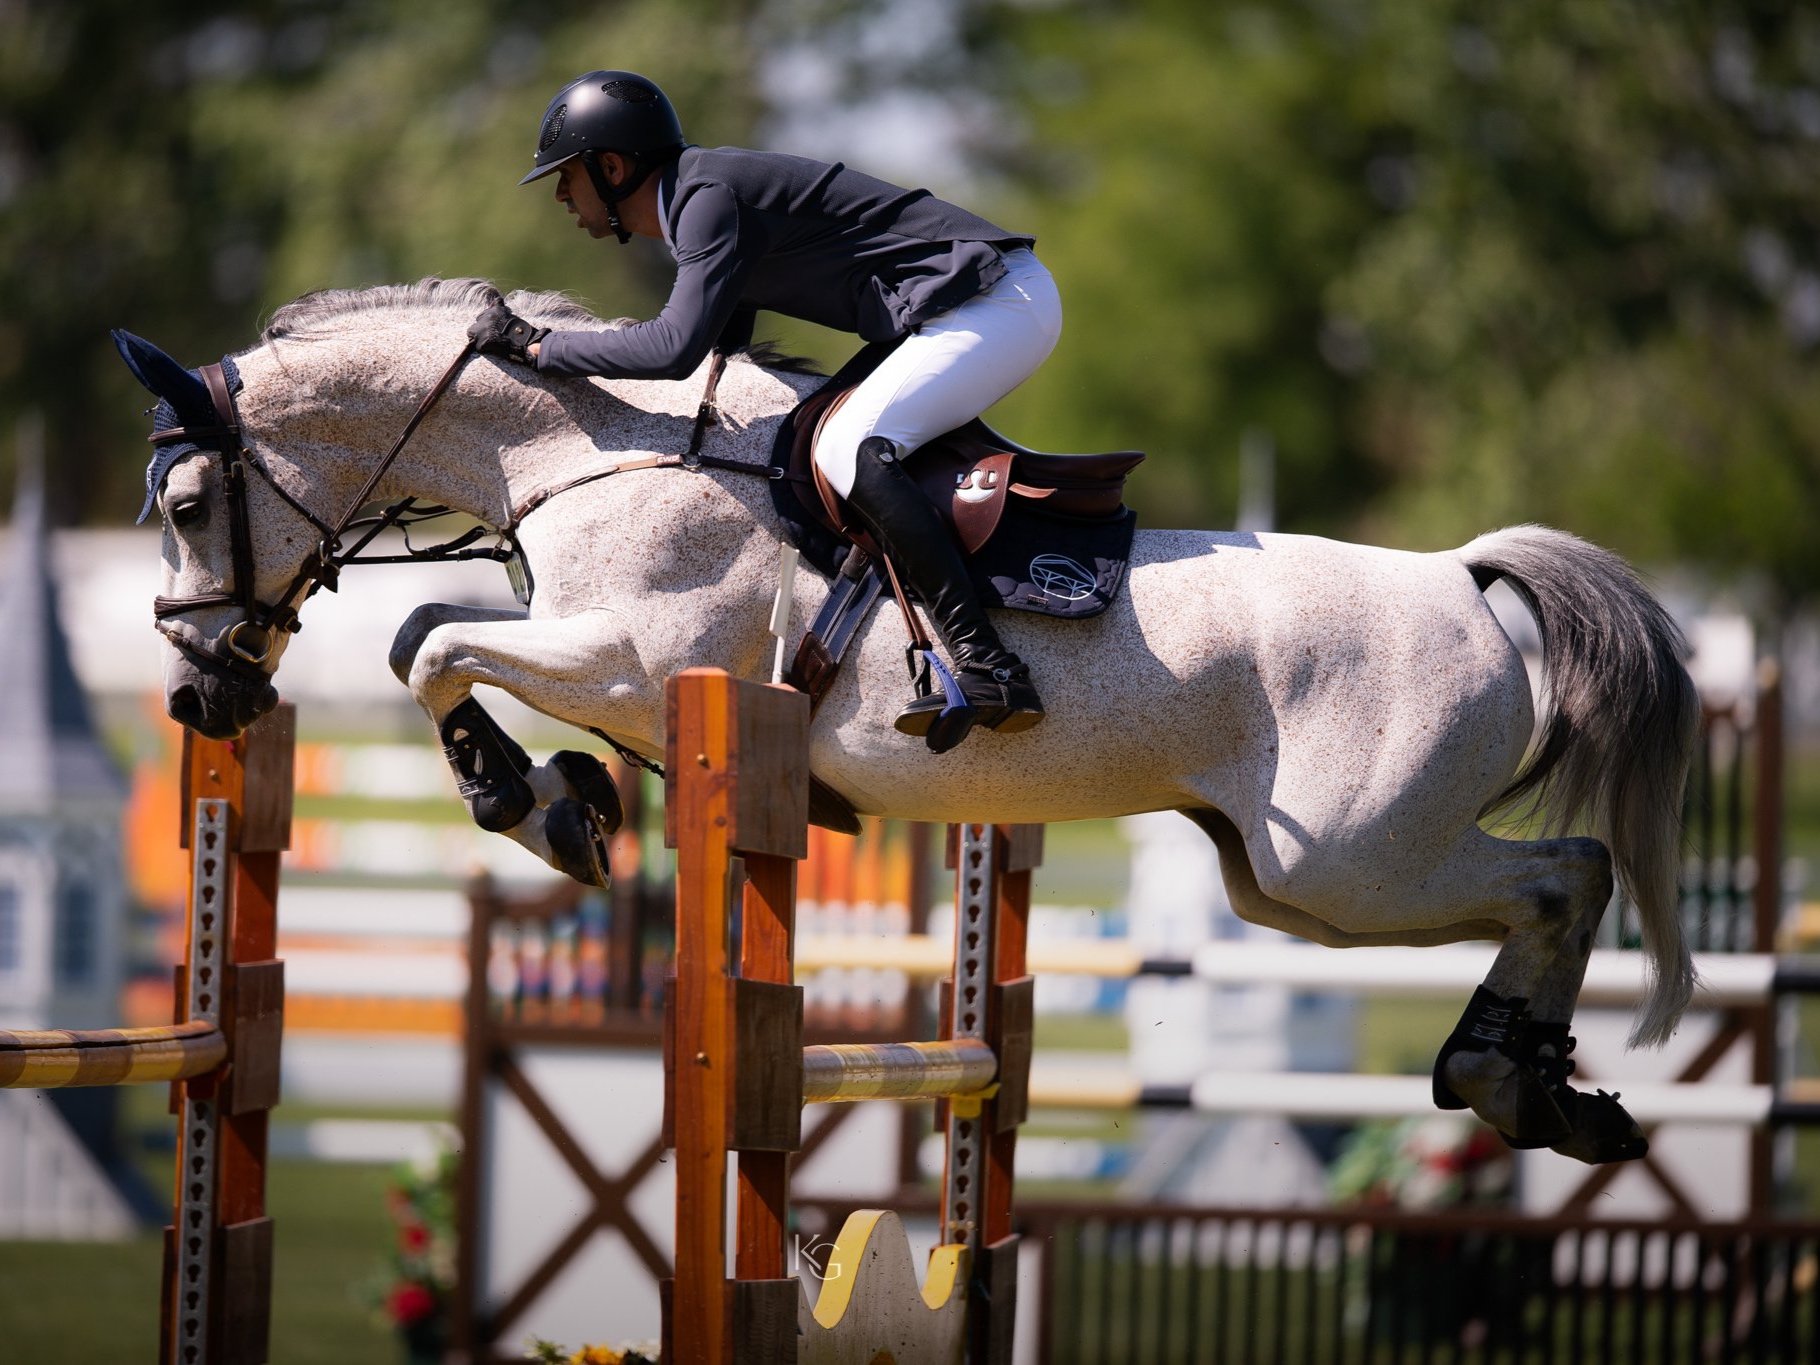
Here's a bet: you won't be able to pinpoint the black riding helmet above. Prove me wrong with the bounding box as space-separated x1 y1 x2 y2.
520 70 685 244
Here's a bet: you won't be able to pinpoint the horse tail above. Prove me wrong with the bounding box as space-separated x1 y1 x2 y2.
1459 524 1699 1048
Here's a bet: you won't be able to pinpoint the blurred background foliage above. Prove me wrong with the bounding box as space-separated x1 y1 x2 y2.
5 0 1819 624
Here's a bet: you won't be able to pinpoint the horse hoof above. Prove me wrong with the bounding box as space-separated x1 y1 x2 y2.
546 797 611 888
1507 1090 1649 1164
1503 1066 1575 1145
1437 1048 1574 1146
551 750 623 835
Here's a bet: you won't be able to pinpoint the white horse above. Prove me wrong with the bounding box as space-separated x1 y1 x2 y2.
117 278 1698 1164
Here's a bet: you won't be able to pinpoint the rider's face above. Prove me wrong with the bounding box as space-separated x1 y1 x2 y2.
554 156 614 238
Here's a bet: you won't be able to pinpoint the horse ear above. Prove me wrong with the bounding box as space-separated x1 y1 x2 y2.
111 329 213 423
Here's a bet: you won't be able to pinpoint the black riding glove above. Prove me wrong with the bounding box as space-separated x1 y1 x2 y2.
468 304 549 366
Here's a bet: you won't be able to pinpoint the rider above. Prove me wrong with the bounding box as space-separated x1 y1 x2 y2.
470 70 1060 751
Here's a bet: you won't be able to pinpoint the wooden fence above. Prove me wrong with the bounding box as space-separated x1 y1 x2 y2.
797 1195 1820 1364
1029 1204 1819 1364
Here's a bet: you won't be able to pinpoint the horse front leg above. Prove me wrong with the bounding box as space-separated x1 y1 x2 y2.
391 604 638 887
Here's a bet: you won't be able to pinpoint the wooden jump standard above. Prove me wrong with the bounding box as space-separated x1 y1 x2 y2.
661 669 1035 1365
0 707 292 1365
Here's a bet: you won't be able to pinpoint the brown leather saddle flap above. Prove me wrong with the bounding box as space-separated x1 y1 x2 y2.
791 381 1144 558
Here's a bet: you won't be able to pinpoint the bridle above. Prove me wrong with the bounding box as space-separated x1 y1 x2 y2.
147 334 783 689
148 343 492 682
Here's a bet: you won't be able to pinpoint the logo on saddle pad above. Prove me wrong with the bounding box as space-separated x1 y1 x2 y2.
954 467 1000 503
1030 554 1097 602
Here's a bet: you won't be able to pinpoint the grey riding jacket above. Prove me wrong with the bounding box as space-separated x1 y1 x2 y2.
534 145 1034 380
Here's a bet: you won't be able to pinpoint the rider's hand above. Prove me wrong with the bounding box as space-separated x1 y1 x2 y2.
468 304 549 366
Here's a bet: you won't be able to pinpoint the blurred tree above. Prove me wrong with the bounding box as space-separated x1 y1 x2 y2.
976 0 1396 533
981 1 1820 627
11 0 1820 636
1323 4 1820 622
2 0 238 523
0 0 758 524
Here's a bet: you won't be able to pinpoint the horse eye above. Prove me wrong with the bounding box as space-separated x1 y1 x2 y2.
168 497 207 529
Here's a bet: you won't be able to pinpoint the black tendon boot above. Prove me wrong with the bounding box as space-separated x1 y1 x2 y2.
845 437 1044 752
1431 986 1573 1147
439 697 535 832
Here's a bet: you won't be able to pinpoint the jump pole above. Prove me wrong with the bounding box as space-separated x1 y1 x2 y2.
793 935 1804 1009
0 706 292 1365
661 669 1034 1365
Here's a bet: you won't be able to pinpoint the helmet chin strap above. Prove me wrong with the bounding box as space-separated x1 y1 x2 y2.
582 152 654 246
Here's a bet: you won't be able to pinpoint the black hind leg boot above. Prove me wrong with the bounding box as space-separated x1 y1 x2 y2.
843 436 1043 752
1432 986 1573 1147
1499 1022 1648 1164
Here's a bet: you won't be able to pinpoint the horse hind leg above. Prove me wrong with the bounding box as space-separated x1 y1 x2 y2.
1497 886 1650 1165
1182 807 1638 1159
1179 808 1506 948
1428 834 1652 1161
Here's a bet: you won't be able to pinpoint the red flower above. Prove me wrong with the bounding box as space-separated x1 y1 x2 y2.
400 1222 431 1253
388 1282 438 1326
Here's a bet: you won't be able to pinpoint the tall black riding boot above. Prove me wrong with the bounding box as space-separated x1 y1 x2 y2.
845 436 1044 752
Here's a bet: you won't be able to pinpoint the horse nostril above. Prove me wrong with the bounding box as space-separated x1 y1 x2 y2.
169 684 203 728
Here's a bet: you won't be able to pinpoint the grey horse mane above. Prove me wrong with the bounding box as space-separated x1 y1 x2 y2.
260 276 822 375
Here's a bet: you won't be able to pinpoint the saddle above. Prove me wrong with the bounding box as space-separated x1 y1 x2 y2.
771 341 1144 610
768 340 1145 711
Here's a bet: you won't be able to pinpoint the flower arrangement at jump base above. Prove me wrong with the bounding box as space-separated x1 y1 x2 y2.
1328 1112 1513 1210
1328 1114 1518 1349
527 1338 657 1363
371 1143 459 1364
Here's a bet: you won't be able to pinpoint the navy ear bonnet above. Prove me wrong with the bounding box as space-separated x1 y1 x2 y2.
111 329 242 525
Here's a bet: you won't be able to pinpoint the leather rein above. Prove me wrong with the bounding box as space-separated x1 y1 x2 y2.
504 349 804 525
148 342 783 683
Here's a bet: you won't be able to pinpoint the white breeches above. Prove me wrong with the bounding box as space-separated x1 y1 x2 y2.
814 248 1063 497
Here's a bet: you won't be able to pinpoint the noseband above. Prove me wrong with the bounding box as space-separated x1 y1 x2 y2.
148 343 495 682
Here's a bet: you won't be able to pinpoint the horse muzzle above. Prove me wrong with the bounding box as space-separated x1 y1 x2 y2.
162 628 280 738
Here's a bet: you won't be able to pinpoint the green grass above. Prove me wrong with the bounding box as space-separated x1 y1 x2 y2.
1033 1011 1128 1053
9 1093 443 1362
1356 998 1467 1077
0 1160 402 1365
1788 747 1820 872
0 1236 167 1363
1030 819 1137 908
266 1161 404 1365
1040 1235 1818 1364
292 793 473 825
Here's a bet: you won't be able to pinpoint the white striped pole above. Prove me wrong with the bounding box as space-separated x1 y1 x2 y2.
792 936 1808 1010
1022 1065 1805 1126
